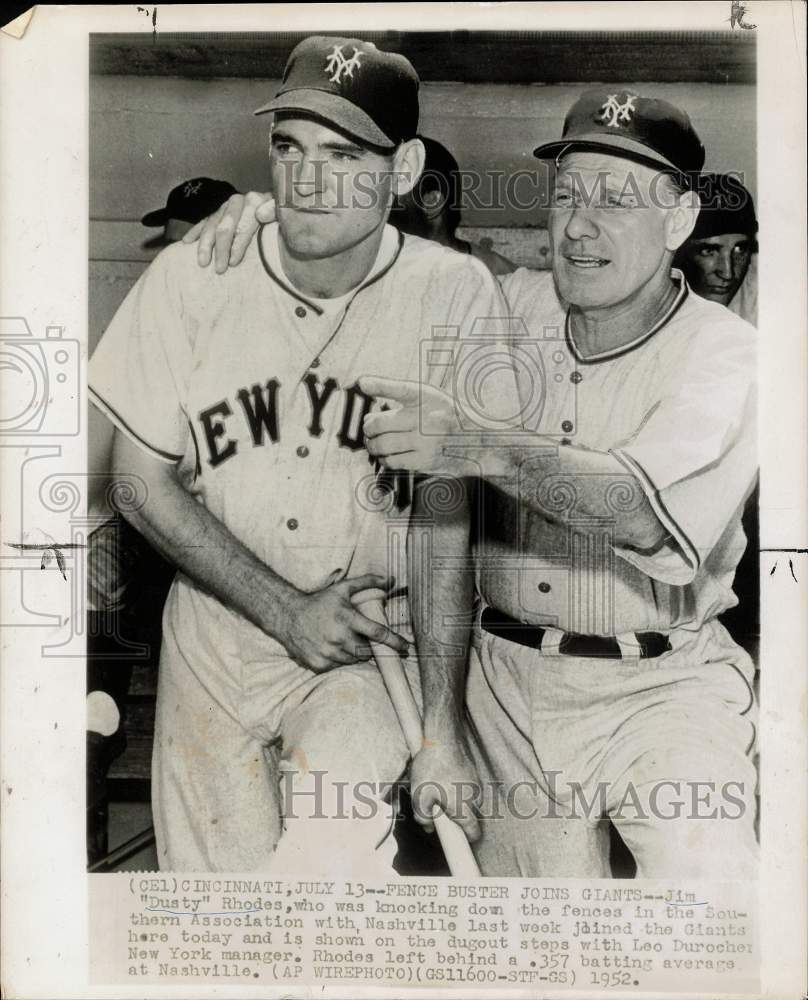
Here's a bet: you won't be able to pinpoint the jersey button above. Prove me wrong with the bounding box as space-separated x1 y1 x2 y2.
286 518 299 531
538 581 552 594
310 358 320 369
296 445 309 458
570 371 583 384
295 306 307 318
561 420 574 433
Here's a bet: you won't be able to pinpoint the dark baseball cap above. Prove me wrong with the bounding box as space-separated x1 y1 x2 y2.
141 178 238 227
690 173 758 240
533 88 706 182
254 35 419 150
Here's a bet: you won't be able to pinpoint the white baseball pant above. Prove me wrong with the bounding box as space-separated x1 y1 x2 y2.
466 613 758 879
152 586 420 874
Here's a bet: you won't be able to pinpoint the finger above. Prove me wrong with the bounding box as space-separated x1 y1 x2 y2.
229 192 271 265
254 194 277 223
340 633 375 662
410 782 448 832
349 611 410 656
350 587 388 607
374 452 419 473
363 408 417 439
364 431 416 460
304 643 357 671
325 643 363 666
229 232 255 268
358 375 422 405
182 219 205 244
213 211 240 275
342 573 392 596
301 653 331 673
195 203 228 266
409 787 435 833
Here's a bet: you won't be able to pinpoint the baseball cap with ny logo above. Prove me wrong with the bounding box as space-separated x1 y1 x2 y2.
533 87 706 184
254 35 420 151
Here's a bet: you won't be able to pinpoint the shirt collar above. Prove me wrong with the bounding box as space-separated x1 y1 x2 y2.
565 269 690 365
258 222 404 315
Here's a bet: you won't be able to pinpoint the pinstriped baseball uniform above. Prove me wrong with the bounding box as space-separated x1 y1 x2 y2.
467 266 759 879
89 223 519 872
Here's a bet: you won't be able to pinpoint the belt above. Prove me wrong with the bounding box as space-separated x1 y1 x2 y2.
480 607 671 660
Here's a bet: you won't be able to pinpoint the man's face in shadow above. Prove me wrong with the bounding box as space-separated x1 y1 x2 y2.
680 232 753 305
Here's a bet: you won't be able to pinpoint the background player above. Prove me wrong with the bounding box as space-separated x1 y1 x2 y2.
389 135 516 274
675 171 758 324
90 35 515 873
140 176 238 248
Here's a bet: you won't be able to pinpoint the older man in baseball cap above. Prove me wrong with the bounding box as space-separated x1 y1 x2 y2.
92 35 521 874
360 87 759 880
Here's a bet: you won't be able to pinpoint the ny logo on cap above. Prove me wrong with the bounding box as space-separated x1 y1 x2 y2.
183 180 202 197
324 44 363 84
598 93 637 128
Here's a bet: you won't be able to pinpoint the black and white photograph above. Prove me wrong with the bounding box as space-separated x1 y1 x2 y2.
0 4 805 999
86 22 760 881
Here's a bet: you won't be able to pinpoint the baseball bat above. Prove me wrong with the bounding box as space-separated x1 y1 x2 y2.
353 590 481 878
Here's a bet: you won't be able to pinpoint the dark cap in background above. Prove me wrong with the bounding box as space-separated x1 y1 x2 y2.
690 173 758 240
141 177 238 227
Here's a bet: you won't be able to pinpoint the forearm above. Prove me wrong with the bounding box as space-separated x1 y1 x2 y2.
409 478 474 741
112 435 299 639
473 434 666 550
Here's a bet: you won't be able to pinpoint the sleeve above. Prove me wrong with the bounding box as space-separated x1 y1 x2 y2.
441 258 525 432
610 320 757 586
88 246 194 464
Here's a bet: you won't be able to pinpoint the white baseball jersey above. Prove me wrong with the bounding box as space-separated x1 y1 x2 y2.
89 223 523 871
478 266 757 638
467 266 758 881
89 222 517 673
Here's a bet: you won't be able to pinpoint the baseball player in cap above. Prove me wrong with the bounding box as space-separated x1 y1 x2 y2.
358 88 759 879
90 35 518 872
389 135 516 275
676 172 758 325
188 90 759 878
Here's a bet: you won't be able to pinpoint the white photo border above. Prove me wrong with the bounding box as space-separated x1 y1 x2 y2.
1 3 805 998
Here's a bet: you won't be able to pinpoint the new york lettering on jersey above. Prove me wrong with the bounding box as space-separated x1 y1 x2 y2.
88 224 516 588
196 373 376 468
